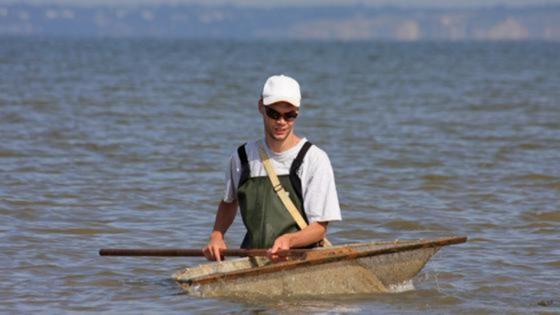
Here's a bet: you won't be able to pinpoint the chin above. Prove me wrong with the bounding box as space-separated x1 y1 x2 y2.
267 131 286 142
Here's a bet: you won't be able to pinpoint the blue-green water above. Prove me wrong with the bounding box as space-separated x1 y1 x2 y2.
1 38 559 313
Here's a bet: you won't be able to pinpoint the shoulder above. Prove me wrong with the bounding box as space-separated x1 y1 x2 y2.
241 139 261 159
302 143 334 173
305 143 332 164
228 139 260 162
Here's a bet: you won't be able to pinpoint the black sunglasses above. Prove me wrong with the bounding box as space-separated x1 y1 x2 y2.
265 107 299 122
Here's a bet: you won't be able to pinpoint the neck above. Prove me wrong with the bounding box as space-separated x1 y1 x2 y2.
265 133 301 153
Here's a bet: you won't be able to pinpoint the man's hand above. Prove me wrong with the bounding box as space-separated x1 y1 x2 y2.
266 222 329 261
202 232 227 262
267 233 293 261
203 200 238 262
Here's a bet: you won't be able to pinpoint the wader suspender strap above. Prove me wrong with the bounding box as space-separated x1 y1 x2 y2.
237 144 250 187
258 144 332 247
289 141 313 203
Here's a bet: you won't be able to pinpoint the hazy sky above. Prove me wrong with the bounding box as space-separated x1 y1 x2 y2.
2 0 560 7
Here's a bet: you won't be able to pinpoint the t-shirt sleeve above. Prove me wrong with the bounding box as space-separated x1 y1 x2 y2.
223 151 240 203
302 150 342 223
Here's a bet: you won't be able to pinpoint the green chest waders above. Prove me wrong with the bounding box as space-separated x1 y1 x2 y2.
236 142 312 249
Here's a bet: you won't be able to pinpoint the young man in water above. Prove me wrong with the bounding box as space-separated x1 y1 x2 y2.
203 75 342 261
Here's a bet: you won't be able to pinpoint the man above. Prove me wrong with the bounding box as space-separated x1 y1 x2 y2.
203 74 341 261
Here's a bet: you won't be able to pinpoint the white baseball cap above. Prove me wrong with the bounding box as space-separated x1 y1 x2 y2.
261 75 301 108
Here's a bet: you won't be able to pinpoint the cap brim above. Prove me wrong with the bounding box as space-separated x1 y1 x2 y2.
262 96 300 108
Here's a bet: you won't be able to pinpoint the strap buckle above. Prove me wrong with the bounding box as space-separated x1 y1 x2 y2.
273 184 283 192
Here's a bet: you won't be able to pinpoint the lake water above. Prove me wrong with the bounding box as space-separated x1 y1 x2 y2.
1 38 559 313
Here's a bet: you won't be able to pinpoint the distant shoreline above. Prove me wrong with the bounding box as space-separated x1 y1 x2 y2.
1 4 560 41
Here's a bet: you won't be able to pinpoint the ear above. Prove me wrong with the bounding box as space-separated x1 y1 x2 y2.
258 97 264 114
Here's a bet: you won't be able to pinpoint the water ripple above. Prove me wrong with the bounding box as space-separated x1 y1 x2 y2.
1 38 559 314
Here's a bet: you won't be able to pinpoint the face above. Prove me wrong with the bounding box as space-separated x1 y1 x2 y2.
259 100 299 142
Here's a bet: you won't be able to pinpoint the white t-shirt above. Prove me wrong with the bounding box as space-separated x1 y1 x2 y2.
223 138 342 223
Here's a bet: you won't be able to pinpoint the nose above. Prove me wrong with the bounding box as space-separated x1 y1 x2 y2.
277 116 287 123
275 116 288 125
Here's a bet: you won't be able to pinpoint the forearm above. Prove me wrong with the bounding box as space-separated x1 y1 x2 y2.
210 200 238 239
285 221 328 248
204 200 237 261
